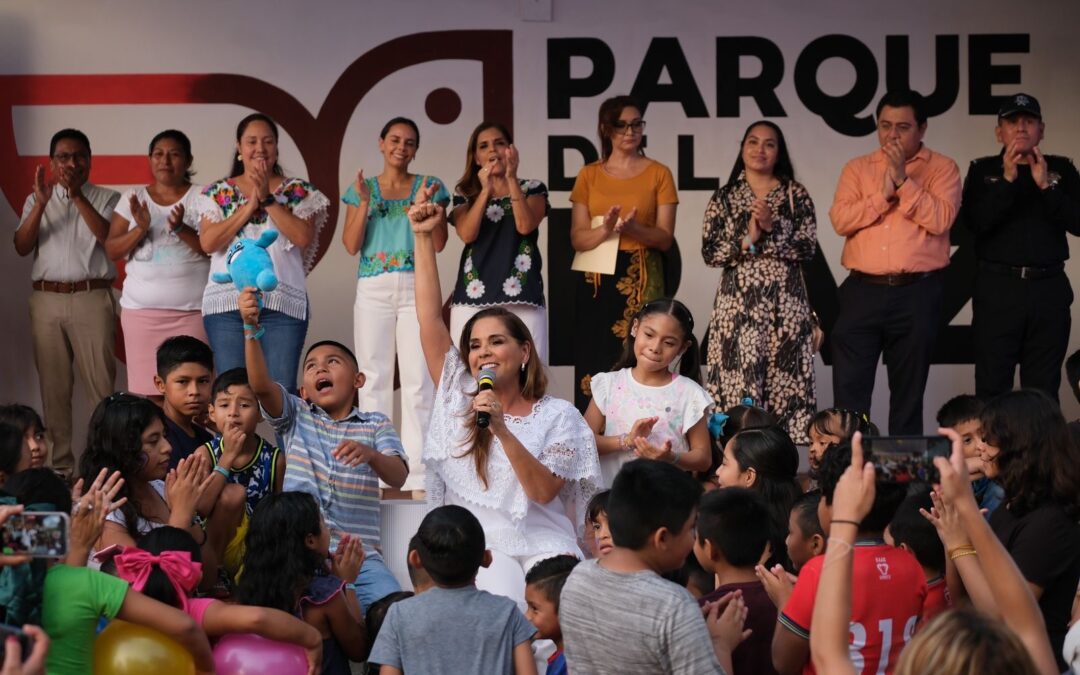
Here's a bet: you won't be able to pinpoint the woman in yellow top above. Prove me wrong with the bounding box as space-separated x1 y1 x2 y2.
569 95 679 410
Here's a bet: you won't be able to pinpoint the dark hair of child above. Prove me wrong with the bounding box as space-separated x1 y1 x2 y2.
212 367 251 399
305 340 359 368
0 405 45 437
979 389 1080 519
586 489 610 524
888 490 944 573
78 393 167 540
606 459 703 549
791 490 824 540
610 298 702 384
0 422 24 476
681 551 715 597
236 491 325 612
818 441 906 534
3 468 72 512
413 505 486 587
697 487 771 567
156 335 214 378
363 591 416 675
936 395 984 428
134 526 203 608
525 555 579 608
701 404 777 483
405 534 431 590
807 408 878 444
726 425 801 568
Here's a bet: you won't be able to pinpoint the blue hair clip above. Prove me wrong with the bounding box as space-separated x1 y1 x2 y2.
708 412 729 440
740 397 755 407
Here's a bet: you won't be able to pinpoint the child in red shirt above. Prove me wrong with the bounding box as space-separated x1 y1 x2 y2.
771 441 926 675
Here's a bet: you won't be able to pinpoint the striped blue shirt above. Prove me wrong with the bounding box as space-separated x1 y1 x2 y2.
265 384 406 560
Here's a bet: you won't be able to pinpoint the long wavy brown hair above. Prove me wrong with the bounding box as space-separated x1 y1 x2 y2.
456 307 547 489
454 122 513 205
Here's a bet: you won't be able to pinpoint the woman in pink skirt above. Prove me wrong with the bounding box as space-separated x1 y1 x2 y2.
105 130 209 397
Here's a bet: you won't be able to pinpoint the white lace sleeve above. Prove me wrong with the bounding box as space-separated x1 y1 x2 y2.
538 400 603 539
192 191 225 225
423 346 473 465
680 378 714 433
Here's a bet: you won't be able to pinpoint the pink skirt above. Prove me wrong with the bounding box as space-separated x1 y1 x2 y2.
120 308 209 395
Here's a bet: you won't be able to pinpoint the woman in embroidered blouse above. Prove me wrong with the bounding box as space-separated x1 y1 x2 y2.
449 122 550 363
409 195 600 609
196 113 328 393
341 117 449 491
569 95 679 411
701 120 817 443
105 129 208 398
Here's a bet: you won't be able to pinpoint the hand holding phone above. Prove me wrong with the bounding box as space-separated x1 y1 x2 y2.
0 512 69 559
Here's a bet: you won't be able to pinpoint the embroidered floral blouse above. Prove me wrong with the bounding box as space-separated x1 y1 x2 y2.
450 178 549 307
195 177 328 321
341 175 450 278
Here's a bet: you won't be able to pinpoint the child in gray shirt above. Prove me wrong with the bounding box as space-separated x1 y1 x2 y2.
369 505 537 674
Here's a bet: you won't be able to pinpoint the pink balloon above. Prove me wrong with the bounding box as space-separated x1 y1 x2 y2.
213 633 309 675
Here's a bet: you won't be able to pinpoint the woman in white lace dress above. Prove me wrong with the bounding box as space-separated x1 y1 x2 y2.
409 197 601 607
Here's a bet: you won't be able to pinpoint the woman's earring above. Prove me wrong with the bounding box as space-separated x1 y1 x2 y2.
520 362 526 372
236 153 242 161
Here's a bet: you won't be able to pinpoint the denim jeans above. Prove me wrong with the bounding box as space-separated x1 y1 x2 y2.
203 309 308 393
354 555 402 609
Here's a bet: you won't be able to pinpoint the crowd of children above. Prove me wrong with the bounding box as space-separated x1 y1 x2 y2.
3 289 1080 675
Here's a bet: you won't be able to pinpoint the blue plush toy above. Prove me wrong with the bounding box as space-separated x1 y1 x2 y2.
211 229 279 299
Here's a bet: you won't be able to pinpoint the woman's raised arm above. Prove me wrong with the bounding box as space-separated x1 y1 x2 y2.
410 202 454 386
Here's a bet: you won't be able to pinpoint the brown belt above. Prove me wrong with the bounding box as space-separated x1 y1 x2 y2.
850 270 939 287
32 279 113 294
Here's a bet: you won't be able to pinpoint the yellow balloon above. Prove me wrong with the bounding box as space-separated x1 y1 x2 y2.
93 620 195 675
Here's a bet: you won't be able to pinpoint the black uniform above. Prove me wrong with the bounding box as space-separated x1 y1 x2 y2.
960 152 1080 400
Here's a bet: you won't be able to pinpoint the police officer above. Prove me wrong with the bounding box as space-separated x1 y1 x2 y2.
961 94 1080 401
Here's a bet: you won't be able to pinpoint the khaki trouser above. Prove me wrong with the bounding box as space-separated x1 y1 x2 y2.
28 288 117 474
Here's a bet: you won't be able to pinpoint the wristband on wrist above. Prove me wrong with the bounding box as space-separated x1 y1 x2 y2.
344 582 357 593
243 323 265 340
212 465 231 480
829 519 861 528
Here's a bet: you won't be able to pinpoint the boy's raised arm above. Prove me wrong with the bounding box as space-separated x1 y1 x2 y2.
240 287 284 418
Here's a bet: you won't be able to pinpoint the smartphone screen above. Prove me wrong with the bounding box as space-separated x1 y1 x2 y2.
863 436 951 484
0 511 69 558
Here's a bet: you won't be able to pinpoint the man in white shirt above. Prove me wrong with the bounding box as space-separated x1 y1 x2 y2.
13 129 120 475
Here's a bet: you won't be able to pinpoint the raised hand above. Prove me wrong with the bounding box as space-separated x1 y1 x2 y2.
751 198 773 233
618 207 638 233
72 468 128 516
353 169 371 203
503 144 520 179
931 427 980 517
478 156 498 193
69 486 109 558
167 203 186 232
632 437 674 462
601 205 622 233
414 177 440 206
166 454 214 521
330 533 365 583
238 287 262 327
704 590 751 655
1030 147 1049 189
408 202 443 234
129 194 152 234
627 416 659 444
32 165 54 205
755 563 796 609
883 139 907 184
1002 140 1022 183
920 489 970 551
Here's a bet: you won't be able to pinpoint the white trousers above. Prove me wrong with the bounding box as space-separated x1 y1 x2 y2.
353 272 433 491
449 303 549 365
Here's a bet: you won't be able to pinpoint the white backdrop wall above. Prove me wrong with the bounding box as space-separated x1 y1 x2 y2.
1 0 1078 459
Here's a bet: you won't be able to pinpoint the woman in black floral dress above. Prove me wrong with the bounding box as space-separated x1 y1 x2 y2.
449 122 550 362
701 121 817 442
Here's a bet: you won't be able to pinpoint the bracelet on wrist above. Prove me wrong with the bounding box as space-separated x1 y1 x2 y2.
950 549 978 561
947 544 976 560
243 323 265 340
829 518 861 528
212 465 231 480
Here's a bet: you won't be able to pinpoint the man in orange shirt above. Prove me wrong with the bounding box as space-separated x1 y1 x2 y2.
828 90 961 434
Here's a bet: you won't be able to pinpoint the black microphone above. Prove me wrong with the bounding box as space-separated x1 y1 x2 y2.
476 368 496 429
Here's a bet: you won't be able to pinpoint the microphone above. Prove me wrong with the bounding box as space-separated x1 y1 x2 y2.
476 368 496 429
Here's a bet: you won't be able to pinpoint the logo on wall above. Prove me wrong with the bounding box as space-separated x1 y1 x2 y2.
0 29 1030 367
